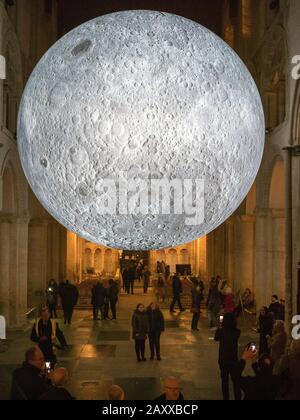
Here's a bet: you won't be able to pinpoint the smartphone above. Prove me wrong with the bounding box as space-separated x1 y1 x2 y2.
45 361 51 373
250 343 256 352
219 315 224 324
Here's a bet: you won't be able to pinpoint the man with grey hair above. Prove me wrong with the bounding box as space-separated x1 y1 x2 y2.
11 347 50 400
155 377 184 401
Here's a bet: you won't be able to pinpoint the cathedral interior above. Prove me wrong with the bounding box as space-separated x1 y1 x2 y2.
0 0 300 401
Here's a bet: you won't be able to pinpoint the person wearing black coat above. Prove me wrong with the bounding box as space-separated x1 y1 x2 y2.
11 347 51 400
191 281 203 331
91 282 105 320
170 274 184 313
122 267 131 294
215 313 241 401
237 347 280 400
59 280 79 324
258 307 274 355
132 304 149 361
108 279 119 320
146 303 165 360
128 263 136 295
269 295 282 321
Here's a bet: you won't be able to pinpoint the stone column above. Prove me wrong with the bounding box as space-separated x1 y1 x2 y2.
47 222 60 282
283 147 294 329
190 240 196 275
254 208 272 312
77 237 83 283
27 219 48 308
66 231 77 283
270 209 285 299
196 236 207 280
14 216 30 327
0 220 11 325
225 219 234 286
232 215 255 293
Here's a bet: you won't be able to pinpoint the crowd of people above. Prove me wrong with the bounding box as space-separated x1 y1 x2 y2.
214 312 300 400
45 279 79 324
122 261 151 295
91 279 119 321
8 269 299 400
10 345 184 401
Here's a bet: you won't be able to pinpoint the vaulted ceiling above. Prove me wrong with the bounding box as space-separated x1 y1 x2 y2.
58 0 224 36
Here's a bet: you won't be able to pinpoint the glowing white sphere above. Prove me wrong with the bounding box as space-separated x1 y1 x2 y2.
18 10 265 250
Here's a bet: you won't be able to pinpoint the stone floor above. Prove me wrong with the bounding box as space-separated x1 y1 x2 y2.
0 286 257 400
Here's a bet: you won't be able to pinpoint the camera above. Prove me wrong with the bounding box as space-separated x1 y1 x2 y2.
249 343 256 352
219 315 224 324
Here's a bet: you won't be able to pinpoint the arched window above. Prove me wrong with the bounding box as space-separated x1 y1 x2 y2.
2 163 16 214
104 249 113 274
180 249 190 265
94 248 102 273
167 249 178 274
84 248 93 271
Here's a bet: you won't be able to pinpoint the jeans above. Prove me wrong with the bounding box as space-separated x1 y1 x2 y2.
135 339 146 360
149 332 161 358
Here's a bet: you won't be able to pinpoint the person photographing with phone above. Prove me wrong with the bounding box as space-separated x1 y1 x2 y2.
214 313 241 400
237 344 280 400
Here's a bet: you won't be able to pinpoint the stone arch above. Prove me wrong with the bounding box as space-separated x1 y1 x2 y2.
256 24 288 128
256 145 284 211
179 248 190 265
84 248 93 271
2 161 16 213
1 20 23 134
269 159 285 209
94 248 102 273
104 249 113 274
167 249 178 274
155 249 166 262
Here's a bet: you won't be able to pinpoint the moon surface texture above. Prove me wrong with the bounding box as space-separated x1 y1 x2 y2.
17 10 265 250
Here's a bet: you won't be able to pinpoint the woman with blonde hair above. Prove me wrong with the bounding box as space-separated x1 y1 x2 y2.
267 320 287 373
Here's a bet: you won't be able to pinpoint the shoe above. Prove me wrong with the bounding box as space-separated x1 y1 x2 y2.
157 356 161 361
170 310 176 313
142 358 147 362
137 358 142 362
150 355 154 361
180 309 186 312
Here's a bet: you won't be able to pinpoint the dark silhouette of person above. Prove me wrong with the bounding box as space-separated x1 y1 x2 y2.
170 274 184 313
215 313 241 401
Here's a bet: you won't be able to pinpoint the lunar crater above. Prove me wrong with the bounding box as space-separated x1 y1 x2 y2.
18 10 264 250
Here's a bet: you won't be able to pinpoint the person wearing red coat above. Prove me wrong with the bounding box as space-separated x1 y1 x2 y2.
224 287 236 314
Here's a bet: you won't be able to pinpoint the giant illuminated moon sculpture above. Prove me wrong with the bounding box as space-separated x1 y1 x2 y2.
18 10 265 250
